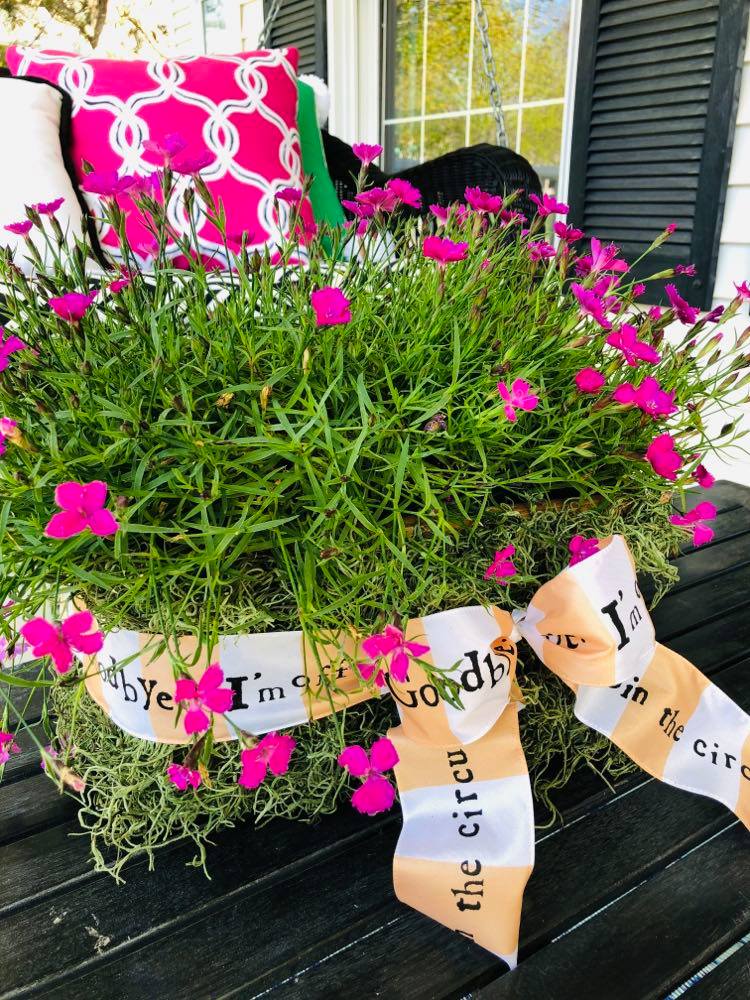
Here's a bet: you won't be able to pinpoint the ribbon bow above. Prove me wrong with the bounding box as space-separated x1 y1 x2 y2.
386 535 750 966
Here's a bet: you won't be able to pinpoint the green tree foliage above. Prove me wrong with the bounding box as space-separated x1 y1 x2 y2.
0 0 110 47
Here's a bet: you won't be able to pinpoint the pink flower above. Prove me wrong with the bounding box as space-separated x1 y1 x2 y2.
0 731 21 766
497 378 540 421
4 220 33 236
646 433 684 481
554 222 584 242
430 203 450 224
734 281 750 300
576 237 629 277
606 324 661 367
0 417 18 455
171 150 215 175
528 240 556 262
570 283 612 329
648 306 663 322
142 133 187 164
670 501 717 547
704 305 724 323
40 744 60 771
277 186 303 204
592 274 620 297
386 177 422 208
355 187 399 214
352 143 383 165
675 263 696 276
422 235 468 266
359 624 429 685
342 199 375 220
0 329 28 372
167 763 202 791
45 480 119 538
665 283 700 324
529 192 569 217
499 208 525 226
338 737 399 816
238 731 296 788
34 197 66 216
665 223 677 235
693 462 715 489
633 283 646 298
81 171 135 197
484 544 517 582
311 286 351 326
20 610 104 675
612 376 677 418
174 663 235 735
48 291 98 323
465 186 502 214
129 173 160 197
569 535 600 565
110 276 132 293
574 367 606 394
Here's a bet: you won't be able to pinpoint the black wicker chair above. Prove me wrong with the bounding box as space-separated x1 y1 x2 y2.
322 131 543 222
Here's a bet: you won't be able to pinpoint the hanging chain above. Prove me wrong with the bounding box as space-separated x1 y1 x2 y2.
258 0 284 46
474 0 508 147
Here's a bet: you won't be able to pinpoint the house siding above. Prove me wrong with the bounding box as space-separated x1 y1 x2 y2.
170 0 205 54
713 32 750 309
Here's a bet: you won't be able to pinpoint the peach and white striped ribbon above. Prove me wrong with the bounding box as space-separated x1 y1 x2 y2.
80 535 750 965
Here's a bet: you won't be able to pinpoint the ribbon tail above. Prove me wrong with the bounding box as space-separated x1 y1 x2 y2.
388 703 534 968
572 642 750 828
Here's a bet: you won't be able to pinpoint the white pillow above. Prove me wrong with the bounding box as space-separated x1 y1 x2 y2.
0 77 84 274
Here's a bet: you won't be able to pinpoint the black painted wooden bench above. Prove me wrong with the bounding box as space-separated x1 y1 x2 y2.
2 481 750 999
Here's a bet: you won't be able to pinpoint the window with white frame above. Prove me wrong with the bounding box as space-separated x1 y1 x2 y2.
382 0 572 194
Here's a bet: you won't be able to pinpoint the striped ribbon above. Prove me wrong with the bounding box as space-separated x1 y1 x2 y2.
82 535 750 966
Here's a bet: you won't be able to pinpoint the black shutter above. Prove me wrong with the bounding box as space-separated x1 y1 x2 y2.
568 0 749 307
264 0 328 79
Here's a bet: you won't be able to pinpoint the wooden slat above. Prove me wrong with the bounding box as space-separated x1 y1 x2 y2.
599 0 719 28
677 939 750 999
597 24 718 57
602 0 717 18
479 824 750 999
595 39 716 71
0 774 75 849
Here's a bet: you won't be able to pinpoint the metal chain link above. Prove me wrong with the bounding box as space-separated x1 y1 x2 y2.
474 0 508 147
258 0 283 47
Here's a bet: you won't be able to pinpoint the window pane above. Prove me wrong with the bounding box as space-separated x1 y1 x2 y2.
519 103 564 193
470 110 518 149
423 116 467 161
385 0 425 120
384 121 422 171
523 0 570 102
423 0 472 116
471 0 525 108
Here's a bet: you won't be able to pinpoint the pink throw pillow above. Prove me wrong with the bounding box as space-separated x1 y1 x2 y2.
5 47 312 266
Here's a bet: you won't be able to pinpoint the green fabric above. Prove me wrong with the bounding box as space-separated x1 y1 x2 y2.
296 79 346 228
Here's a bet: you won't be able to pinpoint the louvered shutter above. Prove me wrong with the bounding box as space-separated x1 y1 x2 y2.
567 0 749 307
264 0 328 78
